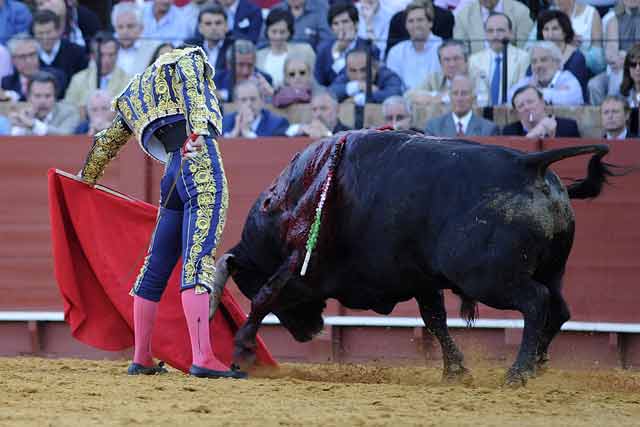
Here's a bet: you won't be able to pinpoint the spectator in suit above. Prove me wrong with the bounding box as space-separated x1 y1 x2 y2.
217 0 263 45
73 89 115 135
141 0 192 46
184 5 233 73
112 2 159 77
269 1 332 50
214 39 274 102
601 95 637 139
257 8 315 89
588 49 625 106
535 10 589 101
382 95 416 130
385 0 454 59
32 9 88 93
453 0 533 54
222 79 289 137
272 53 317 108
286 88 350 137
330 48 404 105
314 2 380 87
502 85 580 137
424 74 499 136
385 1 442 90
508 41 584 106
406 40 489 108
468 13 530 106
9 70 79 135
64 32 129 113
356 0 393 58
2 33 66 101
0 0 32 45
35 0 101 48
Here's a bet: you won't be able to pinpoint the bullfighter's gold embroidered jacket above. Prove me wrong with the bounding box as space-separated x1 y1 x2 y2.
80 46 222 184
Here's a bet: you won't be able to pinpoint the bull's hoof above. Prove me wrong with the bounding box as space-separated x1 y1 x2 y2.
536 353 550 373
442 365 473 385
232 344 257 371
504 367 534 387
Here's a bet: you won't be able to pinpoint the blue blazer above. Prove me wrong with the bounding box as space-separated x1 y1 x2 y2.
329 65 404 103
222 108 289 137
314 37 381 87
230 0 263 44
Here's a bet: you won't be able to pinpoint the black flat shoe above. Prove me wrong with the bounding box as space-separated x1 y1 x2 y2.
189 364 248 379
127 361 168 375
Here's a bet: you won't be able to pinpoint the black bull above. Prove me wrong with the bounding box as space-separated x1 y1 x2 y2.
209 129 614 385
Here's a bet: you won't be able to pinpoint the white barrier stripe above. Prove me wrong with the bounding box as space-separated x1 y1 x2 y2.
2 312 640 333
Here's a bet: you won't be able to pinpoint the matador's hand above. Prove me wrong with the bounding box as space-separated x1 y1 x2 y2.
183 135 205 159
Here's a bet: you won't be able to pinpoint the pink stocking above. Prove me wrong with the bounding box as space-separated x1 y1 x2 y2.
181 288 228 370
133 296 158 367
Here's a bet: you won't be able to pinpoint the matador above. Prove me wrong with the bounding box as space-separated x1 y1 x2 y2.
79 46 245 379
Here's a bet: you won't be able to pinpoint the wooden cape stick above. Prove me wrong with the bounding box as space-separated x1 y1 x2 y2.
55 169 136 202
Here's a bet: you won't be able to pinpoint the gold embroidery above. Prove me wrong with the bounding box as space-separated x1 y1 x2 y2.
183 141 217 287
81 116 132 184
107 47 223 161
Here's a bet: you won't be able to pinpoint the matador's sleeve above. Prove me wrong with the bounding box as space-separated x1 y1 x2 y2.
80 114 133 185
175 52 210 136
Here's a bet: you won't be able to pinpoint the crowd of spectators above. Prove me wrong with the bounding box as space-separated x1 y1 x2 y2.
0 0 638 139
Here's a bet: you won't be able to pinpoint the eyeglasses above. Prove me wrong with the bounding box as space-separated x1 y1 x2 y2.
287 69 307 77
13 51 38 60
628 61 640 69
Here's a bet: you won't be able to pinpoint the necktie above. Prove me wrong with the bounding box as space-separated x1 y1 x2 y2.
457 121 464 136
491 55 502 105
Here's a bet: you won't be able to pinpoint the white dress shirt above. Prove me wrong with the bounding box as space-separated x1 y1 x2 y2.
39 40 61 66
386 35 443 89
452 110 473 134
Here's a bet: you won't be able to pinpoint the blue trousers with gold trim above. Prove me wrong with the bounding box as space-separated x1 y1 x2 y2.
132 136 228 302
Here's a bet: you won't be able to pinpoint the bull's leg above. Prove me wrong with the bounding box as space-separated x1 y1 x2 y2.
502 279 550 386
416 290 470 382
535 287 570 371
233 263 292 369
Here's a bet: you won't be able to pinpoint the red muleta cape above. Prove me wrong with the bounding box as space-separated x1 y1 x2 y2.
47 169 276 372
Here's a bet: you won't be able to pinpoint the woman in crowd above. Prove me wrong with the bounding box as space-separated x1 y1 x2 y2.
272 54 318 108
256 8 316 89
553 0 604 74
536 10 589 98
620 43 640 107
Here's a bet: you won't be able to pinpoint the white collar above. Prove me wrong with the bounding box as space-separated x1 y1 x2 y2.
452 109 473 130
39 39 61 63
537 70 561 89
606 128 628 139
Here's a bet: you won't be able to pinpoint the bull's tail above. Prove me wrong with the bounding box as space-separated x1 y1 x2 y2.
520 144 616 199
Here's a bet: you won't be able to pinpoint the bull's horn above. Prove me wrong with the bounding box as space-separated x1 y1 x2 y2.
209 253 235 320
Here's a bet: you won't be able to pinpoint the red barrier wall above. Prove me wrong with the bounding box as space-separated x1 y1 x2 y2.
1 134 639 368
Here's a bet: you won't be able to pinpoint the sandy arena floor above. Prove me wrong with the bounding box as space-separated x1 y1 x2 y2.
1 357 639 426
